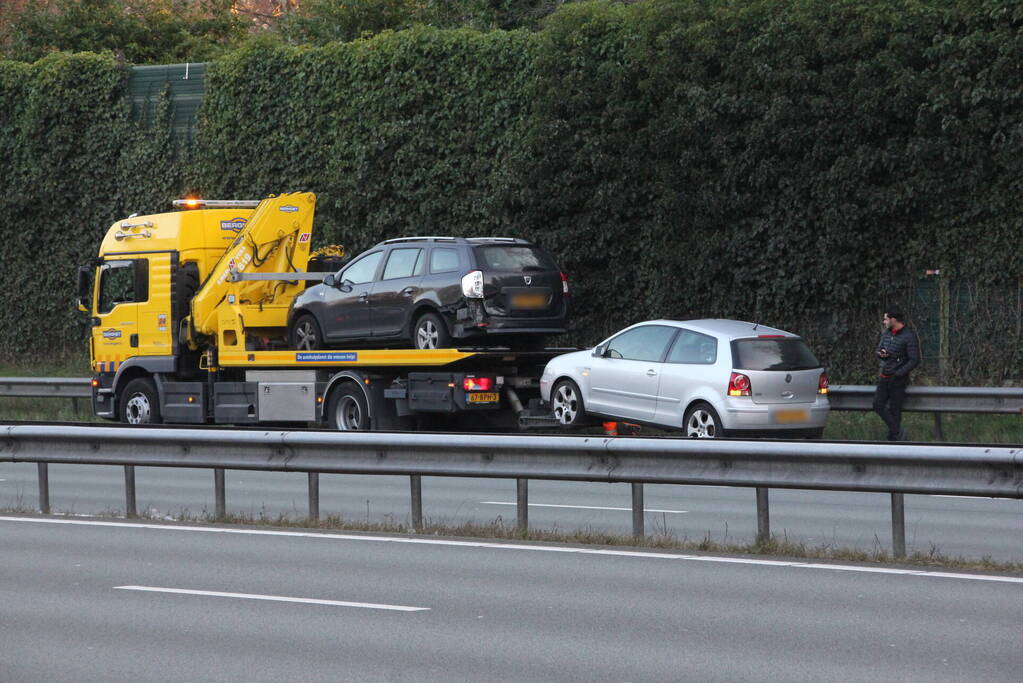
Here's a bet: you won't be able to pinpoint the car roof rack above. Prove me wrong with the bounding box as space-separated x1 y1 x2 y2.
379 236 467 245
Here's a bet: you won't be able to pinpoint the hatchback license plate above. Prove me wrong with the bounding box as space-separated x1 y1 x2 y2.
511 293 547 309
774 409 809 424
468 392 500 404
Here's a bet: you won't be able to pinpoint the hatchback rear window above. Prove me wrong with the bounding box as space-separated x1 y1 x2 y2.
475 246 556 272
731 338 820 371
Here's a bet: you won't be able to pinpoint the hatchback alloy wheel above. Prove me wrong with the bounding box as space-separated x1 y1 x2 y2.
553 383 579 425
685 405 720 438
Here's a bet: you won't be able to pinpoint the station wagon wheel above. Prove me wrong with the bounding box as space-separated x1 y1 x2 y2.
683 402 724 438
552 379 586 427
119 377 162 425
413 312 451 350
328 384 370 431
290 314 323 351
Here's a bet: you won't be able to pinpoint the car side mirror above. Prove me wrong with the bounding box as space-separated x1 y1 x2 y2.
322 273 336 287
592 344 606 358
339 278 354 293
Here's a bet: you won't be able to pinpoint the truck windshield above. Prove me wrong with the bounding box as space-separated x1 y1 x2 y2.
731 338 820 371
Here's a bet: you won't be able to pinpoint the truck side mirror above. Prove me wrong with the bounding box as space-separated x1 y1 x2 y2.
76 265 92 312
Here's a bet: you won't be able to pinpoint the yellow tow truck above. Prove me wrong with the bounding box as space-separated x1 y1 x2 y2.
77 192 558 429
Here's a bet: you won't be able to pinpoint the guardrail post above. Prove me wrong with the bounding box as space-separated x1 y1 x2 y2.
891 493 906 558
37 463 50 514
410 475 423 531
307 472 319 522
933 413 945 441
516 478 528 533
214 468 226 520
124 465 137 518
71 397 80 416
756 487 770 544
631 483 644 539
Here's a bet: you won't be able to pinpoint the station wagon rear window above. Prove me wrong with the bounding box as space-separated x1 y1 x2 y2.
730 338 820 371
474 246 556 272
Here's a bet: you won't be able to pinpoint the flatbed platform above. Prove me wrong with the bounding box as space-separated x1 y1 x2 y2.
215 347 576 369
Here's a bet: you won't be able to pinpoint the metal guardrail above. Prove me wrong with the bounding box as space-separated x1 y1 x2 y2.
0 377 91 399
2 425 1020 558
4 378 1022 415
829 385 1023 414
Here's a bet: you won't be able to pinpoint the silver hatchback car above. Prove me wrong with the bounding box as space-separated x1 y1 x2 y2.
539 319 830 437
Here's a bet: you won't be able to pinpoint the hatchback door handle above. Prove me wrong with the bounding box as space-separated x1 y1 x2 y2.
646 369 657 377
401 287 416 296
359 292 369 301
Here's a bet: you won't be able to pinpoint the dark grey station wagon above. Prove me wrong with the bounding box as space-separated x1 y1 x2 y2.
288 237 569 350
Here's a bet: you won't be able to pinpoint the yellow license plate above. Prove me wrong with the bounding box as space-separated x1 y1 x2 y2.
511 293 547 309
468 392 500 403
774 409 809 424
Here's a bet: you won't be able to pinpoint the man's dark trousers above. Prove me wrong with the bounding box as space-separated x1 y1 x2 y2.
874 375 908 439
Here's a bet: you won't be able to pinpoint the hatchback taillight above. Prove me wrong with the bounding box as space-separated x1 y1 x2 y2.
728 372 751 397
560 271 569 296
463 376 493 391
818 372 829 395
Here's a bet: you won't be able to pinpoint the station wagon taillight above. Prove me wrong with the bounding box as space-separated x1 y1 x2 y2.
818 372 829 395
560 272 569 296
728 372 751 397
463 376 493 391
461 270 484 298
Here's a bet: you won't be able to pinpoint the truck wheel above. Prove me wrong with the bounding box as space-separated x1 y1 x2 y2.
327 384 371 431
413 312 451 350
683 402 724 438
551 379 586 427
119 378 161 425
290 314 323 351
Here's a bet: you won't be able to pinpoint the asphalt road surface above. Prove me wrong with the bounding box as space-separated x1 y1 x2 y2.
1 463 1021 562
1 515 1021 682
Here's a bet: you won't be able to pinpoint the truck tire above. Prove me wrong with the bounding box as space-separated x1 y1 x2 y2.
551 378 586 427
290 314 323 351
683 402 725 438
413 312 451 350
327 383 371 431
119 378 162 425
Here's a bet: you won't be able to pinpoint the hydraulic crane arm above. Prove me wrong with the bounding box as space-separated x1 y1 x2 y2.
188 192 316 342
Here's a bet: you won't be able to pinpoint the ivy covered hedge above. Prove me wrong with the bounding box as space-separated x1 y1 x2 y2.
1 0 1021 382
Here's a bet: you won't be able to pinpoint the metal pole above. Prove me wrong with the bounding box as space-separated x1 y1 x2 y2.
756 487 770 544
410 475 422 531
631 483 644 539
124 465 137 518
214 468 226 520
933 413 945 441
891 492 906 558
37 463 50 514
516 478 528 533
307 472 319 521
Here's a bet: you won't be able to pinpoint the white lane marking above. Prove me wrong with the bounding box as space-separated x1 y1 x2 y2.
4 516 1023 585
480 501 688 514
115 585 428 612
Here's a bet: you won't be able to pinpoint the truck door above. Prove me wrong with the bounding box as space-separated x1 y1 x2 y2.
91 258 146 372
135 253 174 356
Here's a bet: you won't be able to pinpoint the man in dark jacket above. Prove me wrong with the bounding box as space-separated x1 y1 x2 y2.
873 310 921 440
